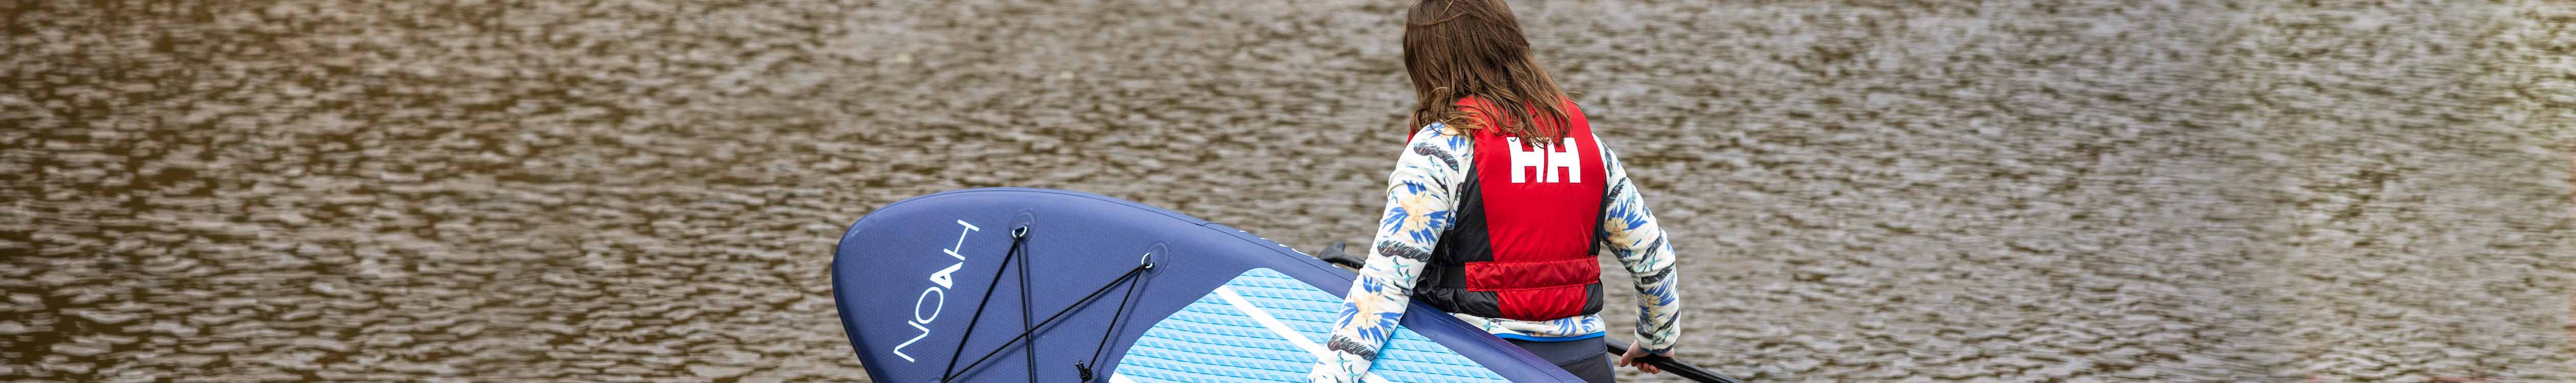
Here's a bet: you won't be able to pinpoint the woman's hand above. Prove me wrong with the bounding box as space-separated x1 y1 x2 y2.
1616 340 1663 374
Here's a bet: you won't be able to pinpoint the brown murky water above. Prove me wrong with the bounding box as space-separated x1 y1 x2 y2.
6 1 2573 382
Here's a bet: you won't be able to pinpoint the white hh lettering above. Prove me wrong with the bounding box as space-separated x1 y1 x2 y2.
1507 137 1581 183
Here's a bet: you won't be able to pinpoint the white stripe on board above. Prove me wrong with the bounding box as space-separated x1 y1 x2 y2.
1212 286 1392 383
1109 373 1140 383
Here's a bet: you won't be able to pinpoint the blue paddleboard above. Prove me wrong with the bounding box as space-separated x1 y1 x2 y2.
832 188 1583 382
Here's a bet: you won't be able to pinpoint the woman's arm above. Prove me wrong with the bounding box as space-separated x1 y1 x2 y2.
1598 146 1684 355
1307 126 1470 383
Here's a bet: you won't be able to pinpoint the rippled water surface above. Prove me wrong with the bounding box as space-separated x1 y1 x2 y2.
6 1 2573 382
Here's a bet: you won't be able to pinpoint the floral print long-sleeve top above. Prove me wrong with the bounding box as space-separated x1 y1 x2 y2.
1305 123 1684 383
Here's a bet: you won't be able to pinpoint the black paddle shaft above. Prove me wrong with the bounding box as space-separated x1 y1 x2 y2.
1601 338 1746 383
1308 242 1746 383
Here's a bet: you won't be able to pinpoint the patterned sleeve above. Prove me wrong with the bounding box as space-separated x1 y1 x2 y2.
1598 144 1684 355
1305 125 1471 383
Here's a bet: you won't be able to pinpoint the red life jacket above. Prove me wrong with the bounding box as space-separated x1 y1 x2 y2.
1417 98 1610 321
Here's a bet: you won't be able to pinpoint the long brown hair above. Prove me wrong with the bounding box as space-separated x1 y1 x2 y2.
1403 0 1572 143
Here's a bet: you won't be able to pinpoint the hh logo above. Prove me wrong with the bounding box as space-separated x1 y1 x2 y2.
1506 137 1580 183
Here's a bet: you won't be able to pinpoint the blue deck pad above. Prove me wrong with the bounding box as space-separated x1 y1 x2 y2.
1111 268 1510 383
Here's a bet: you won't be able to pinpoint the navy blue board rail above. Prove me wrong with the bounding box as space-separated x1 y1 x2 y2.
833 188 1582 382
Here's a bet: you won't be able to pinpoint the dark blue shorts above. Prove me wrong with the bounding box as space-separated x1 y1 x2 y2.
1506 337 1615 383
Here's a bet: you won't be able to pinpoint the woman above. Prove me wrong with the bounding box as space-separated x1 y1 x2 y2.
1304 1 1684 382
